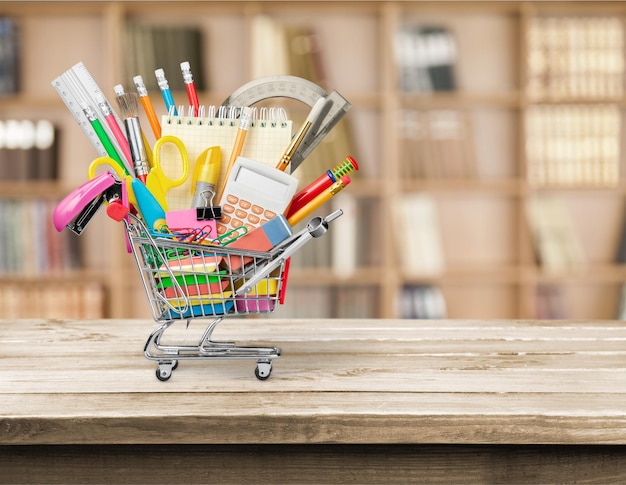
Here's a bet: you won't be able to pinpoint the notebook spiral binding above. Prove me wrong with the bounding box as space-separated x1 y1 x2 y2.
164 105 290 128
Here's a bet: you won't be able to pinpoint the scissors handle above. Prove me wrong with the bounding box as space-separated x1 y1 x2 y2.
88 156 127 180
153 135 190 185
146 136 190 210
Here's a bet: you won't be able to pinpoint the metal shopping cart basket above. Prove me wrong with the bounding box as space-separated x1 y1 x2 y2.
124 209 342 381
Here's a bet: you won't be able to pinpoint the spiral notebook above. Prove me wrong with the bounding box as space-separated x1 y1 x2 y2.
159 106 293 211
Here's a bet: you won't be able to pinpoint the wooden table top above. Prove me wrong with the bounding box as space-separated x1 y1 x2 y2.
1 318 625 446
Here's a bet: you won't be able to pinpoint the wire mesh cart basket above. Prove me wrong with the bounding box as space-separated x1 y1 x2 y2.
124 209 342 381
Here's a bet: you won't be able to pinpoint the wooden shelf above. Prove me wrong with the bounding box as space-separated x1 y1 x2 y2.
1 1 624 320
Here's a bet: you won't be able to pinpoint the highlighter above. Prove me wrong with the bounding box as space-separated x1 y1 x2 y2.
191 146 221 208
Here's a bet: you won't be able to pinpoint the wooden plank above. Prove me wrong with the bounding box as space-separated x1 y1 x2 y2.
2 392 626 445
2 354 625 394
1 319 625 446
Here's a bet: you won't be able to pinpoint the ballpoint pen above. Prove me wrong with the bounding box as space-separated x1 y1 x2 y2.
95 93 133 174
275 96 328 172
133 75 161 139
217 106 253 202
180 61 200 117
286 175 351 227
116 92 149 184
155 68 177 116
81 103 129 176
285 155 358 219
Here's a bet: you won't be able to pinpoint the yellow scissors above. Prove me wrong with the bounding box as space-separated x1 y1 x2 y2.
145 135 190 211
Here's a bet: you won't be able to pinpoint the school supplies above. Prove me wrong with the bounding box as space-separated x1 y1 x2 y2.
132 178 167 232
133 75 161 139
285 155 358 219
287 176 351 226
165 209 217 241
145 135 190 211
235 278 279 313
275 96 328 172
53 171 117 234
81 103 128 175
190 146 221 209
155 68 177 115
52 65 353 381
217 106 254 202
180 61 201 117
217 157 299 236
158 272 229 299
222 75 351 172
96 93 133 168
88 156 136 211
116 92 150 184
52 62 129 165
226 214 293 271
160 106 292 211
113 83 155 170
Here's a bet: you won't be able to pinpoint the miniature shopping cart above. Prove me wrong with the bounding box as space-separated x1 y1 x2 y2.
124 209 342 381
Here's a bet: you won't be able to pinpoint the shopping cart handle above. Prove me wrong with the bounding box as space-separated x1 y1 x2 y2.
238 210 343 294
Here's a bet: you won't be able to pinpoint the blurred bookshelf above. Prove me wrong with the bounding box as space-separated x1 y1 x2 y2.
0 1 625 320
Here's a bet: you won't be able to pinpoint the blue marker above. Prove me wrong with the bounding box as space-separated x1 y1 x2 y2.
155 68 177 116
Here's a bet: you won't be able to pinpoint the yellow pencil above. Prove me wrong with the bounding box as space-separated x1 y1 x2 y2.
287 176 351 226
217 106 253 202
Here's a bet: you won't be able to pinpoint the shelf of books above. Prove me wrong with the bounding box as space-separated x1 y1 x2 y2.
1 1 624 320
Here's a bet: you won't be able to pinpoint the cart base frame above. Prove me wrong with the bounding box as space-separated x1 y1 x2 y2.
144 316 281 381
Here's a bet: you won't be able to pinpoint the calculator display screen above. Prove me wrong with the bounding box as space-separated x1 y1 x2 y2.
235 166 290 200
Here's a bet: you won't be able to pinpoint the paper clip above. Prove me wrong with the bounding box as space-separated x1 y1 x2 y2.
213 226 248 247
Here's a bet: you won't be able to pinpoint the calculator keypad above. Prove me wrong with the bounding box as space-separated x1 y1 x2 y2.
217 194 275 235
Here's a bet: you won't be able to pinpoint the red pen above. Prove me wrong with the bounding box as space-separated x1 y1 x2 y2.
287 176 351 227
285 156 358 219
180 61 200 117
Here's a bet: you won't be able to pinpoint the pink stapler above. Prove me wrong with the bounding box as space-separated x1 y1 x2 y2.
53 171 130 237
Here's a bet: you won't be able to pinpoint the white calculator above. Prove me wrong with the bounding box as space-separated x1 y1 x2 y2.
216 157 299 235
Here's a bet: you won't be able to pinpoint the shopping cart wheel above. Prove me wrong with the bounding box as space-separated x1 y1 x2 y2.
156 360 178 381
255 361 272 380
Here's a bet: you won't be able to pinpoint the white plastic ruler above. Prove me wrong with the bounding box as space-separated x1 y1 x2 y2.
51 61 126 160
